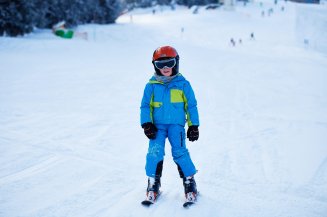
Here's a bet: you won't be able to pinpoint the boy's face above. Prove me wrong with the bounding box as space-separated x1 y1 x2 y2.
159 67 173 77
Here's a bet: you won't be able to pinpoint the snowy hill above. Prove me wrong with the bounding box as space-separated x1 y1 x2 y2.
295 2 327 53
1 1 327 217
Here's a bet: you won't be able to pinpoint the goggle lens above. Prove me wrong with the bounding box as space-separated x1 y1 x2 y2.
154 58 176 69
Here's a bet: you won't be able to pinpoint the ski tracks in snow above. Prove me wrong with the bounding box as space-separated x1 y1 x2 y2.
0 155 64 186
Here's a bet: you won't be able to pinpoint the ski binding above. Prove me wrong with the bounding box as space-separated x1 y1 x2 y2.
183 192 197 208
141 191 161 207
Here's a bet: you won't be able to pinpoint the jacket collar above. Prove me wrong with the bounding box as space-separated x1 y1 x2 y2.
149 73 184 85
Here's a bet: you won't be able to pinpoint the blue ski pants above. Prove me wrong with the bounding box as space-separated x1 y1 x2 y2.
145 124 197 178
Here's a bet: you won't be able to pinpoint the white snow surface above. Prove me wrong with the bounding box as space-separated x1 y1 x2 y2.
295 3 327 53
1 1 327 217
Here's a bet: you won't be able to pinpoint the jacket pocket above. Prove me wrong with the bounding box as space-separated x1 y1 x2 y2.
170 89 184 103
151 101 162 108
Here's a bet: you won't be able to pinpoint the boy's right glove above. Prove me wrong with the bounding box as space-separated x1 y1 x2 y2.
187 125 199 142
142 122 158 139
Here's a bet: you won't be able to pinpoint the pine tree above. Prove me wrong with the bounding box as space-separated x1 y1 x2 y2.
93 0 123 24
0 0 38 36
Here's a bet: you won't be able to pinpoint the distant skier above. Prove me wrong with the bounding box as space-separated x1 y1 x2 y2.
140 46 199 207
230 38 236 46
250 32 255 40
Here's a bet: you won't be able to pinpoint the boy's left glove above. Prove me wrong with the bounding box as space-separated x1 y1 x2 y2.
187 126 199 142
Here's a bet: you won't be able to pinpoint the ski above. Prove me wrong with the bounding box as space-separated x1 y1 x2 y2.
141 200 155 206
183 201 195 208
141 191 161 207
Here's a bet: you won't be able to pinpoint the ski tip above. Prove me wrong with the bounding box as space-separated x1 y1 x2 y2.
141 200 154 207
183 201 195 208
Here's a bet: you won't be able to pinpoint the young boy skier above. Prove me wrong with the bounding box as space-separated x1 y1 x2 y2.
140 46 199 206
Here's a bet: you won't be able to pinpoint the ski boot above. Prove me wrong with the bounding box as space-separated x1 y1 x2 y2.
183 176 197 207
142 177 161 205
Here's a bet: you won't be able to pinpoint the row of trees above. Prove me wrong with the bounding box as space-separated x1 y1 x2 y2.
0 0 219 37
0 0 123 36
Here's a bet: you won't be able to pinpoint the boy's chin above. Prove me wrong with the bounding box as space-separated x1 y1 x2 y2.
162 72 172 76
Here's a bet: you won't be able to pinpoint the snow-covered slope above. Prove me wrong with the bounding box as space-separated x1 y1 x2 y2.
0 1 327 217
296 3 327 53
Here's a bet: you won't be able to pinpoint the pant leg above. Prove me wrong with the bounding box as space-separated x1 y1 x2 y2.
145 125 167 178
167 124 197 177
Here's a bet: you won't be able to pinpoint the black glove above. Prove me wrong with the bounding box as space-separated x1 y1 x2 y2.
187 125 199 142
142 122 158 139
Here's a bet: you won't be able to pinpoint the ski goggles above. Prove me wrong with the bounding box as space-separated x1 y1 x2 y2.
153 58 176 69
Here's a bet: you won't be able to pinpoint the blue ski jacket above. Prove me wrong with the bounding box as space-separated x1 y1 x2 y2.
140 74 199 127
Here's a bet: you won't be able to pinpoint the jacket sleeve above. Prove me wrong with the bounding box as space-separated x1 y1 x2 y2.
140 83 153 126
183 81 200 127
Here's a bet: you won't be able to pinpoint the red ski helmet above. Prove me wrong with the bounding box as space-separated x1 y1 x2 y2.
153 46 178 61
152 46 180 76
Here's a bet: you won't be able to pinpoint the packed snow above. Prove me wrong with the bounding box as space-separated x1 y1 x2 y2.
1 1 327 217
